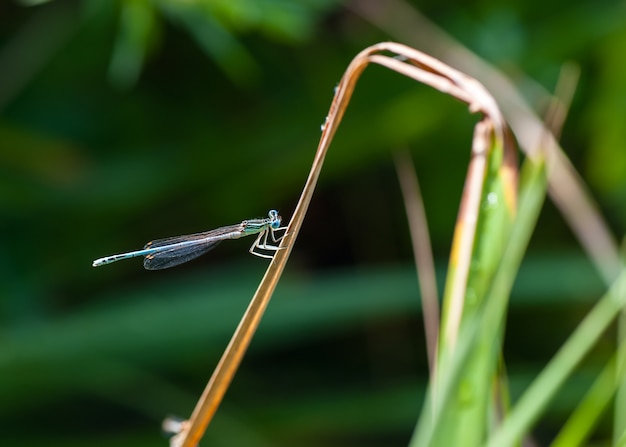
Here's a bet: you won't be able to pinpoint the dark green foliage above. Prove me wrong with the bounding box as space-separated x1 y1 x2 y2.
0 0 624 445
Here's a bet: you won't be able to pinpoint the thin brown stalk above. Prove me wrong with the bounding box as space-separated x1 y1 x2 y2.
173 42 515 446
393 149 440 373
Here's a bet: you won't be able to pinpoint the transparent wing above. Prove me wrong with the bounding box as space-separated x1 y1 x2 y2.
141 224 242 270
143 240 222 270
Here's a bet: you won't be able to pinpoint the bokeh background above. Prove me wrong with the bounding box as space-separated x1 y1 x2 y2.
1 0 625 446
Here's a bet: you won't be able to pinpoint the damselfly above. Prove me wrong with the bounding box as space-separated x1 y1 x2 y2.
92 210 286 270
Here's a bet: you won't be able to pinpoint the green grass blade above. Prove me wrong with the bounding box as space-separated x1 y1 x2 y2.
487 270 626 447
412 154 548 447
550 348 621 447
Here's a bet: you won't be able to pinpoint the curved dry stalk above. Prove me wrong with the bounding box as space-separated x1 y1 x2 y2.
365 46 518 353
349 0 622 284
173 41 516 447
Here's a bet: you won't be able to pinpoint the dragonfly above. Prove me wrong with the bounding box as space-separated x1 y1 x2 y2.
92 210 286 270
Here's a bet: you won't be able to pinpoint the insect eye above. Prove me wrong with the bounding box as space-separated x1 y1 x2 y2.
268 210 281 228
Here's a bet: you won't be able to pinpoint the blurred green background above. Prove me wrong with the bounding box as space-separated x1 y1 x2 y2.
1 0 625 445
